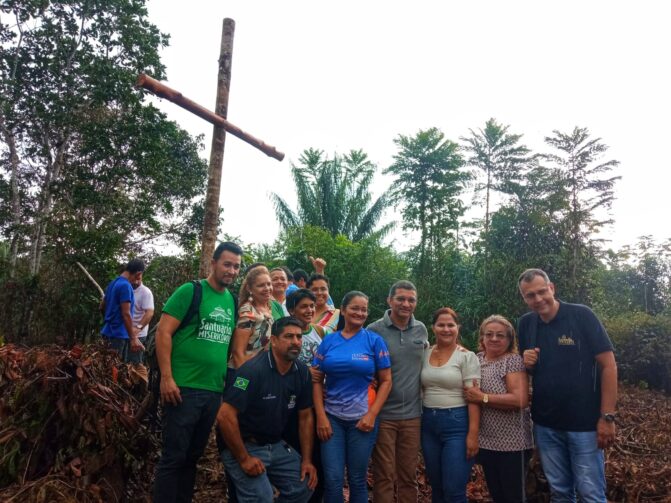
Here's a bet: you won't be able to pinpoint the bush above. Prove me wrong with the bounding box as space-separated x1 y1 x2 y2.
604 312 671 393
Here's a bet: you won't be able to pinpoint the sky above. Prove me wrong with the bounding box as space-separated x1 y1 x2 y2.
145 0 670 253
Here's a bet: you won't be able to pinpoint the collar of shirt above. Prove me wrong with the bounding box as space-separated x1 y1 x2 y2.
383 309 416 330
266 350 299 373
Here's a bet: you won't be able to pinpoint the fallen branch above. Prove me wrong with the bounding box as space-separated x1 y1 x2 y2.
76 262 104 299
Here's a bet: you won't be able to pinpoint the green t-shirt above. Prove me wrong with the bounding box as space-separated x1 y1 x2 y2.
271 299 285 320
163 280 235 392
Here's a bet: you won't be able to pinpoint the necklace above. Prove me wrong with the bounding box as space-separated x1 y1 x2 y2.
431 345 456 366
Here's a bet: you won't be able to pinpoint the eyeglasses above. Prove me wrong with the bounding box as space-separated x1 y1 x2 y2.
484 333 508 340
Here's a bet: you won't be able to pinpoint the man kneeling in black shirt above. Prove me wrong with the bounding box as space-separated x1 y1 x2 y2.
217 317 317 502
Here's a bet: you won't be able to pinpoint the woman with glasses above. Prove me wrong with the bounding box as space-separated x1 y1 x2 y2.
312 291 392 503
464 315 533 503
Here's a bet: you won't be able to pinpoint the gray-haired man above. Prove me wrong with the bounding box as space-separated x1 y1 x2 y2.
518 268 617 503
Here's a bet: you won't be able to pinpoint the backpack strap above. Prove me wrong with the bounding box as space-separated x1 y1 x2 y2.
176 280 203 333
232 292 239 323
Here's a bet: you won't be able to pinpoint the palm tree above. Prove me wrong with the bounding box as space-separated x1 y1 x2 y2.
271 148 392 242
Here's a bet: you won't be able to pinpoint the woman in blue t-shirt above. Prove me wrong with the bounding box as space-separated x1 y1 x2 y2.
312 291 392 503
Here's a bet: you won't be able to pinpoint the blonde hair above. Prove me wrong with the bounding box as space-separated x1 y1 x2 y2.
478 315 518 353
239 265 270 302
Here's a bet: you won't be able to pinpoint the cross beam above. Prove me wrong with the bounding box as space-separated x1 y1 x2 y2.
136 73 284 161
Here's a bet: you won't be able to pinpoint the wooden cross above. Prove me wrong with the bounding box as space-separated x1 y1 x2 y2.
137 18 284 276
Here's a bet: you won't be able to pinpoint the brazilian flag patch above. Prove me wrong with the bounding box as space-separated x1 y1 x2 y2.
234 377 250 390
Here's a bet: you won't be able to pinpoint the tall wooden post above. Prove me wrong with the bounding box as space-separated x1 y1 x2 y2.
199 18 235 278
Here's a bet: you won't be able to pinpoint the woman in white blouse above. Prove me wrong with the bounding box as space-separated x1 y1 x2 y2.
421 307 481 503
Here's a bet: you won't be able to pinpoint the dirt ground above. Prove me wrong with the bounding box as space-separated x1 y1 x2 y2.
0 344 669 502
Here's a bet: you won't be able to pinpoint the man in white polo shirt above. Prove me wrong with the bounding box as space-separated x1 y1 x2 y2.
130 274 154 364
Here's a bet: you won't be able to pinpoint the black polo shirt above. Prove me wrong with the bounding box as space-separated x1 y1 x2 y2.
223 350 313 445
518 301 613 431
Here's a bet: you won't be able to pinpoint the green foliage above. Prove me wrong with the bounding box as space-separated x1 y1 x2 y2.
593 239 670 318
271 148 392 242
605 312 671 393
543 127 621 299
273 225 409 321
462 118 534 233
385 128 470 272
0 0 207 277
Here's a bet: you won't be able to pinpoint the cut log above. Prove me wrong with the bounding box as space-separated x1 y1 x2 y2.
136 73 284 161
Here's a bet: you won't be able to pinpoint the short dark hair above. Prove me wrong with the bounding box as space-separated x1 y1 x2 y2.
286 288 316 311
307 273 330 288
518 268 550 289
293 269 309 284
389 280 417 298
271 316 303 337
213 241 243 261
280 266 294 282
125 259 146 274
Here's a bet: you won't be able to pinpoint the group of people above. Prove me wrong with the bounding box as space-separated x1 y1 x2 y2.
100 242 618 503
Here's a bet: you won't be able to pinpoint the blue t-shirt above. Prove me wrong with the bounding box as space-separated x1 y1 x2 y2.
312 328 391 420
101 276 134 339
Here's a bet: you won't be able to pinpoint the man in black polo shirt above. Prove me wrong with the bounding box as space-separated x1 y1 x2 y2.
217 317 317 502
518 268 617 503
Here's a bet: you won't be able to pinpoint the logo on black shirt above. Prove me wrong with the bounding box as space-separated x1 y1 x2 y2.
558 335 575 346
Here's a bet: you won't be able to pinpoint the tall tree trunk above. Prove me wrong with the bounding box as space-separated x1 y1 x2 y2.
0 114 21 277
199 18 235 278
30 133 67 275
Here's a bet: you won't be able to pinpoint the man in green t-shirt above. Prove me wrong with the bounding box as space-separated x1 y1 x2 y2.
152 242 243 503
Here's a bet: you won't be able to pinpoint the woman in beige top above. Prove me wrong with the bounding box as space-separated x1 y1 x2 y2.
421 307 481 503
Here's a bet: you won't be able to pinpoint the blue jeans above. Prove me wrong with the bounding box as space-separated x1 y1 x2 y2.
102 335 145 364
102 335 128 360
534 424 607 503
421 406 474 503
152 387 222 503
222 441 312 502
126 336 146 364
320 413 378 503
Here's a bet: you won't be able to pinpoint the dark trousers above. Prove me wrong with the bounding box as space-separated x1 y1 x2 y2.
152 387 222 503
283 408 324 502
478 448 532 503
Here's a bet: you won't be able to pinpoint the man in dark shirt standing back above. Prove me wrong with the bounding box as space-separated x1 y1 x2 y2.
217 316 317 502
517 268 617 503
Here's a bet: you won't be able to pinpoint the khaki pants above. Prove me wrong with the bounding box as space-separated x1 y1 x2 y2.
372 417 421 502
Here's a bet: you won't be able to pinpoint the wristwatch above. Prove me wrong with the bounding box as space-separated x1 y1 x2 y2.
600 412 616 423
482 394 489 404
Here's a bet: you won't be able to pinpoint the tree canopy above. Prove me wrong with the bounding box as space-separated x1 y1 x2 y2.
0 0 208 277
271 148 392 242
